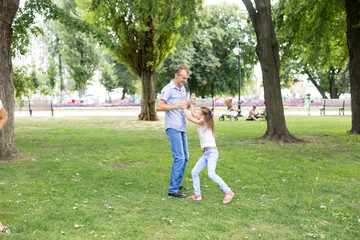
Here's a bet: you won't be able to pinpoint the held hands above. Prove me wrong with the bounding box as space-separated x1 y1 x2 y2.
177 100 188 109
178 93 196 110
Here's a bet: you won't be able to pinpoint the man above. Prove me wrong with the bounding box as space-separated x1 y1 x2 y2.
157 65 195 198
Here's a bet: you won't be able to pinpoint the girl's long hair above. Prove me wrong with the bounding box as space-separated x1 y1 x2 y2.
200 107 215 136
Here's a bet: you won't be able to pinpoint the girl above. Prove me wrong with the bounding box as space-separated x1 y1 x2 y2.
0 99 10 235
184 102 234 204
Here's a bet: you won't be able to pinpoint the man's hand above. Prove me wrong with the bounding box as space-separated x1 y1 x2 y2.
177 100 188 109
190 93 196 105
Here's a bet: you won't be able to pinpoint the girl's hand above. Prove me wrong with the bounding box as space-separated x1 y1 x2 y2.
190 93 196 105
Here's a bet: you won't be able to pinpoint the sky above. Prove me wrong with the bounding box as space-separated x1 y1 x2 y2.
204 0 243 6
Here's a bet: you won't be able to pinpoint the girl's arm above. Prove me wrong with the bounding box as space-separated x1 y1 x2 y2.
184 109 204 125
0 108 8 130
190 103 198 118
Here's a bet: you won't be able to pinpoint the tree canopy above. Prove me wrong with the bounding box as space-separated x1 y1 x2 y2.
275 0 349 98
155 4 257 98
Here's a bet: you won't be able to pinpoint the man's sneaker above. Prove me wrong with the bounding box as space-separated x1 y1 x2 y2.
168 191 187 198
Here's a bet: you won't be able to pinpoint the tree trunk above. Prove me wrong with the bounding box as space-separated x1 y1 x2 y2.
211 76 215 98
243 0 300 143
304 69 328 99
345 0 360 134
0 0 19 160
78 83 85 98
138 70 158 121
121 88 126 100
329 67 340 99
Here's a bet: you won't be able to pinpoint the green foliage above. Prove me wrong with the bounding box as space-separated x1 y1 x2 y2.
77 0 202 76
1 116 359 239
100 64 117 93
275 0 349 97
46 57 57 90
12 0 115 58
112 61 138 98
13 66 35 100
54 0 100 97
155 4 257 97
30 69 40 89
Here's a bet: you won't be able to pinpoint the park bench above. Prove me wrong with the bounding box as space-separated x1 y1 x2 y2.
27 100 54 117
320 99 350 115
195 98 215 112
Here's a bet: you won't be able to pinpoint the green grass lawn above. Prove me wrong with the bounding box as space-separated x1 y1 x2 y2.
0 116 359 239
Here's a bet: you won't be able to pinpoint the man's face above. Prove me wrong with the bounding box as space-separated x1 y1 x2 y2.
174 70 189 87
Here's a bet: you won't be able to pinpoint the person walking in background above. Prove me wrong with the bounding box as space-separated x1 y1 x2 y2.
184 100 234 204
156 65 196 198
0 99 11 235
60 89 66 104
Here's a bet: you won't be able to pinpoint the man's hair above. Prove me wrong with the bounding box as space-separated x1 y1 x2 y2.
175 65 189 75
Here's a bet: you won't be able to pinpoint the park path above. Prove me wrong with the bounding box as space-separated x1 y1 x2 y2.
14 108 351 118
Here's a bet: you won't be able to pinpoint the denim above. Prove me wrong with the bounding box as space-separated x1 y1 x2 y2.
191 148 231 195
166 128 189 194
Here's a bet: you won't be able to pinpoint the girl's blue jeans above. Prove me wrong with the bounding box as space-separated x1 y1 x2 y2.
191 148 231 195
166 128 189 194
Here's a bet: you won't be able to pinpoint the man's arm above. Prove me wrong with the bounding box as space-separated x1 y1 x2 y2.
156 99 188 111
0 108 8 130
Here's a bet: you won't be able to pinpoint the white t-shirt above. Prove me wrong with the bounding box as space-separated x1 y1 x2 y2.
197 119 216 149
0 100 3 109
249 109 258 115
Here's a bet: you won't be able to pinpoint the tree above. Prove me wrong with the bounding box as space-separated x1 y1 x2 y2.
345 0 360 134
242 0 299 142
46 56 57 90
55 0 100 98
155 4 257 98
275 0 360 134
275 0 349 99
0 0 20 159
78 0 202 121
59 27 100 97
189 4 257 97
1 0 110 159
100 57 138 99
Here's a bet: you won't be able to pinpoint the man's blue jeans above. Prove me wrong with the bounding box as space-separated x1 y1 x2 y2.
166 128 189 194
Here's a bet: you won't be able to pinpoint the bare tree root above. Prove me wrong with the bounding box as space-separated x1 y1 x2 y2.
262 132 303 143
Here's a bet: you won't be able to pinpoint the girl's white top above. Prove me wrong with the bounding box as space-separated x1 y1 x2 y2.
197 119 216 149
0 100 2 109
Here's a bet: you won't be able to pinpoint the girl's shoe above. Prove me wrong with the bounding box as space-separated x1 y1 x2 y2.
187 194 202 200
223 191 234 204
0 226 10 235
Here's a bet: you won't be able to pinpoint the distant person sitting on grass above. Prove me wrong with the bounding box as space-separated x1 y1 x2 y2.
0 99 11 235
246 105 260 121
183 100 235 204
